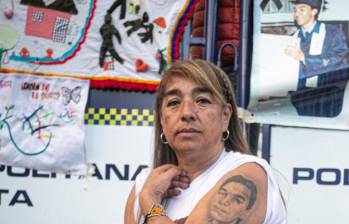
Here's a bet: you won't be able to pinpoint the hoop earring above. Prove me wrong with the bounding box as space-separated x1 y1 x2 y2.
160 132 168 144
222 130 230 141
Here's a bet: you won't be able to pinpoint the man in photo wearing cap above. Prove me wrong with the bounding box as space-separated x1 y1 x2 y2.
285 0 349 117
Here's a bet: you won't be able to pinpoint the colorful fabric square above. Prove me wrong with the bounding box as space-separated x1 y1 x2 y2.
103 55 115 71
11 2 94 64
32 11 44 22
26 6 52 39
52 17 70 43
169 0 199 62
84 107 154 126
25 6 72 41
0 73 90 174
1 0 200 92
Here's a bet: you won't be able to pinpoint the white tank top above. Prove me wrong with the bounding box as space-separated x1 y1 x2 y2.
133 150 286 224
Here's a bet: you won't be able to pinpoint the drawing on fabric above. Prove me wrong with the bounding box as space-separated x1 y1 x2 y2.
61 86 82 105
58 107 79 124
0 105 59 156
0 73 89 173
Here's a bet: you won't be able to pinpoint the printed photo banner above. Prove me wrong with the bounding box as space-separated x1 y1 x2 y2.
248 0 349 130
0 73 90 174
0 0 199 92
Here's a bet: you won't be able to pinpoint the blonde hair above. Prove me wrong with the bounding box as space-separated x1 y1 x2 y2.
153 59 250 167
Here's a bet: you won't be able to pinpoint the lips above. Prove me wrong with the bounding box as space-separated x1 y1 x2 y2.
212 204 228 216
176 128 200 136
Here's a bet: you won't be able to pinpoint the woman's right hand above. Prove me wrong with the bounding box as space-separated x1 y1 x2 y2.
165 169 190 198
139 164 190 215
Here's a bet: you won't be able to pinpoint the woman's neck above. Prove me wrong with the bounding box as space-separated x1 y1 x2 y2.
176 146 224 181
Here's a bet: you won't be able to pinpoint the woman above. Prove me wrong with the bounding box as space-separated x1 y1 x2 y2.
124 59 286 224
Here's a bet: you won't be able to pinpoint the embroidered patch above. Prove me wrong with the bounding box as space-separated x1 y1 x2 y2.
52 17 70 43
32 11 44 22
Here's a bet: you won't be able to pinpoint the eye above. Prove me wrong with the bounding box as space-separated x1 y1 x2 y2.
196 97 211 105
233 196 244 205
166 99 180 107
218 188 227 197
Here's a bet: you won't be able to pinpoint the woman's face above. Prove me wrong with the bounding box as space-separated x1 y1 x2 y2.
160 76 231 156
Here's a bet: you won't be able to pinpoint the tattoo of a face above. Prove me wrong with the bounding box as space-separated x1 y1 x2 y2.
207 175 257 224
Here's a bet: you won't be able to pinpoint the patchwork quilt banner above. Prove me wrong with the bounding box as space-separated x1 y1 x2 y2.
0 0 199 91
0 73 89 174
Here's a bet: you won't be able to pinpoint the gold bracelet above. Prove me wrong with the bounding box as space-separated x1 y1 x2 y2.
143 203 166 224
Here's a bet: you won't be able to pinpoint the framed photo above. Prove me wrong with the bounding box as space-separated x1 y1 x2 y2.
248 0 349 129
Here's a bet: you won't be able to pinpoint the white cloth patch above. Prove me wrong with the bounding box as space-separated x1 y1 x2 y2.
0 73 89 174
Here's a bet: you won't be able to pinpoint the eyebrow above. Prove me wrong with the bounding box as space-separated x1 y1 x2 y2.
163 89 181 98
223 187 248 201
163 87 212 98
233 193 247 201
295 5 307 10
193 87 212 95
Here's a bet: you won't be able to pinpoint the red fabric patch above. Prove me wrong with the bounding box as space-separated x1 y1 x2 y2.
135 59 149 72
90 79 158 92
25 6 71 40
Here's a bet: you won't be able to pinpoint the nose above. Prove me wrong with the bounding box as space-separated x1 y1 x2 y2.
220 195 231 206
294 9 301 18
180 100 196 122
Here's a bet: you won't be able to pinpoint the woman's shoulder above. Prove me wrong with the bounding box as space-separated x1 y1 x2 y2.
226 150 271 170
185 156 268 223
207 150 276 189
185 152 286 223
226 151 282 191
226 151 287 223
